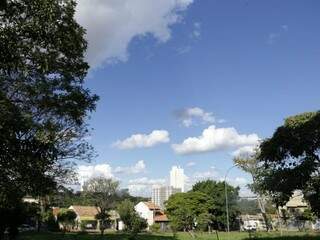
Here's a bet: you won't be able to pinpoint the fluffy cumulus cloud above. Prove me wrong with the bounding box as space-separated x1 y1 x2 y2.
113 130 170 149
75 0 194 68
77 164 114 187
176 107 216 127
114 160 146 174
172 125 259 155
127 177 166 196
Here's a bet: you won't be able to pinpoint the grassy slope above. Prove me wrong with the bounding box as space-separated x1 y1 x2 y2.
18 231 320 240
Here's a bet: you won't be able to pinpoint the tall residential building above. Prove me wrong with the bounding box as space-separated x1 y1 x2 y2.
152 185 181 209
170 166 185 192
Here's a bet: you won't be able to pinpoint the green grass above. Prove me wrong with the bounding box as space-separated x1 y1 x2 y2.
18 231 320 240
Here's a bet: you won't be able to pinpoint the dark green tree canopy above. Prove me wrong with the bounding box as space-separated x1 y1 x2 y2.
257 111 320 216
0 1 98 237
0 0 98 199
192 180 240 229
165 191 215 231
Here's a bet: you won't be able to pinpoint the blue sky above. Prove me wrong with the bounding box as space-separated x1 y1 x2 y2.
75 0 320 196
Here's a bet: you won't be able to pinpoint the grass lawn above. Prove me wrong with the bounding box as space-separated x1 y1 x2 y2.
18 231 320 240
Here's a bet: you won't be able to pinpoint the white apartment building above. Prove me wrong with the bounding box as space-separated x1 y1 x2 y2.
170 166 185 192
152 185 181 209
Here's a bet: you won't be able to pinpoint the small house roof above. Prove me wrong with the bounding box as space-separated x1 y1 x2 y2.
285 191 307 208
69 206 120 221
154 213 169 222
70 206 98 218
143 202 161 210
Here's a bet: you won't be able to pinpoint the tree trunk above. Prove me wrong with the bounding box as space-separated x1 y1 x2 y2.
215 230 220 240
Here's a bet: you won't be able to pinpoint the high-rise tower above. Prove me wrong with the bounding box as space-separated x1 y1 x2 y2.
170 166 185 192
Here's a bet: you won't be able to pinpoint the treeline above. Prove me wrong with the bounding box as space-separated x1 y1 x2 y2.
49 186 148 208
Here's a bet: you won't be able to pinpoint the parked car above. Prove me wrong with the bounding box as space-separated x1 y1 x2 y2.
18 224 35 232
243 225 257 231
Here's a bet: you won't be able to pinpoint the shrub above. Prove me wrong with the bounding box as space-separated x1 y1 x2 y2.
57 209 77 232
150 223 161 233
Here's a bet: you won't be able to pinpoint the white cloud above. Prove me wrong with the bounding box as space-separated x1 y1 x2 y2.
191 22 201 39
232 145 256 157
172 125 259 155
114 160 146 174
176 107 216 127
77 164 114 187
186 161 196 167
113 130 170 149
127 177 166 196
267 25 289 45
225 177 255 197
75 0 194 68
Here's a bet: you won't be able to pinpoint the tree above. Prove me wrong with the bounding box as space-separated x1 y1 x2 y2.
294 208 315 231
192 180 240 231
237 199 260 215
82 177 119 235
165 191 214 234
57 209 77 232
234 152 273 231
117 199 136 231
130 215 147 238
117 199 147 236
256 111 320 216
0 0 98 238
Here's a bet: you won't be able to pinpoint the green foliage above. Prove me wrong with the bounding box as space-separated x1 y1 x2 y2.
45 211 60 232
131 215 147 234
117 199 135 231
192 180 240 230
237 199 260 215
0 0 98 237
57 209 77 231
165 191 215 231
117 199 147 235
48 186 148 208
256 111 320 216
150 223 161 233
0 199 27 239
295 209 315 222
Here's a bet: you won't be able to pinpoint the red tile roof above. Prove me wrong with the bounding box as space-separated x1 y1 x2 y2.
154 212 169 222
143 202 161 210
70 206 98 217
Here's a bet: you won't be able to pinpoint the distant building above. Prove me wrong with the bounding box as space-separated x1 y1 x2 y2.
170 166 185 192
282 190 308 213
135 202 169 230
152 185 181 209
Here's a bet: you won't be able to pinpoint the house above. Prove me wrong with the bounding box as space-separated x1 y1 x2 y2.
68 206 123 231
282 190 308 214
135 202 169 230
